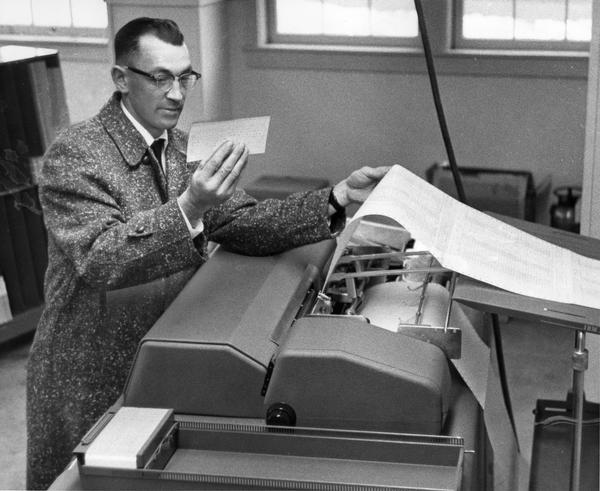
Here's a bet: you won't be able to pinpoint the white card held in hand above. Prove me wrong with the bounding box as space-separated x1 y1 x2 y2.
187 116 271 162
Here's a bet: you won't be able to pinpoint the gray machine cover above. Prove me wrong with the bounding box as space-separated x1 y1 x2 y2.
123 241 451 434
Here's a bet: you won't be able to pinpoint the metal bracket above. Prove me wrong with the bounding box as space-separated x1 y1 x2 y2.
397 324 462 360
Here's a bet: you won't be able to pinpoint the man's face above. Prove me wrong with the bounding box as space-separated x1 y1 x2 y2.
119 34 193 137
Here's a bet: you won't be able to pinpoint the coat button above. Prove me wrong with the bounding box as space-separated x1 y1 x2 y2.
136 225 145 233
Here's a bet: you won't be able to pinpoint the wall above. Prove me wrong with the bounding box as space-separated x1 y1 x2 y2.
60 58 114 124
226 1 588 223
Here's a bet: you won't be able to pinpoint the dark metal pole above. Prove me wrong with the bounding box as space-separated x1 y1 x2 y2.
569 330 587 491
414 0 467 204
491 312 520 452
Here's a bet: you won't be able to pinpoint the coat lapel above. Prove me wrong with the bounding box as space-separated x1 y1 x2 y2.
98 93 148 168
98 93 168 202
165 130 193 198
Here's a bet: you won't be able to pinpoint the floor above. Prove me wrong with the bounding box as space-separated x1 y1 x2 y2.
1 332 31 491
0 315 582 490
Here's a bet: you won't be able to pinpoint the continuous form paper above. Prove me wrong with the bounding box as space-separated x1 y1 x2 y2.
327 164 600 310
187 116 271 162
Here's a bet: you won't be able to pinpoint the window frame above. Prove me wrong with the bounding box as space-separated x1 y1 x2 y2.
266 0 421 48
0 0 109 62
246 0 589 80
0 25 108 39
0 0 109 40
453 0 591 52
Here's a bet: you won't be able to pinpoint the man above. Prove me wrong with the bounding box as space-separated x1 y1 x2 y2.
26 17 389 489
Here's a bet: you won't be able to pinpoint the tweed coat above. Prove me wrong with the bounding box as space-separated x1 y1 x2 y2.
26 92 336 490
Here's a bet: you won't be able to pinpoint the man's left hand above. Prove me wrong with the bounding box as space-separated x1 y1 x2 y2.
331 166 391 208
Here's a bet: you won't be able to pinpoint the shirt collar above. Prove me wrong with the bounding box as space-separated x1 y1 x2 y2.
120 100 168 146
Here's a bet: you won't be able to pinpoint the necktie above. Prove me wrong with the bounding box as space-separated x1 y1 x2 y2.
148 138 168 203
150 138 165 176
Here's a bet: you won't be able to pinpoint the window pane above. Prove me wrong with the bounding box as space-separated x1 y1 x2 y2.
72 0 108 28
32 0 71 27
462 0 592 43
323 0 370 36
276 0 323 35
0 0 33 25
567 0 592 41
275 0 416 38
463 0 514 40
515 0 565 40
372 0 418 37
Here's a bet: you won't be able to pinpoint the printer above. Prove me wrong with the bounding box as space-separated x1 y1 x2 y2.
71 219 494 491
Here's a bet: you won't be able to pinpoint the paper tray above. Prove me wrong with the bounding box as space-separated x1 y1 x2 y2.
79 420 465 490
453 276 600 334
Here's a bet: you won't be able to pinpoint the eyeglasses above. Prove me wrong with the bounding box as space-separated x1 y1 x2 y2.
124 65 201 92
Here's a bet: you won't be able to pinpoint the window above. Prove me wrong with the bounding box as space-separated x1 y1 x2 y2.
250 1 592 78
266 0 592 52
0 0 108 38
267 0 419 47
455 0 592 50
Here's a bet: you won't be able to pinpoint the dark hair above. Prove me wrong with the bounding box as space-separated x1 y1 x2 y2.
114 17 184 64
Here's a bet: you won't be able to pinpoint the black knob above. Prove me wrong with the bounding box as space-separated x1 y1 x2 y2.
266 403 296 426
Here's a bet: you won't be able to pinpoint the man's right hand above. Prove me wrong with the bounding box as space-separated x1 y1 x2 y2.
178 139 249 225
